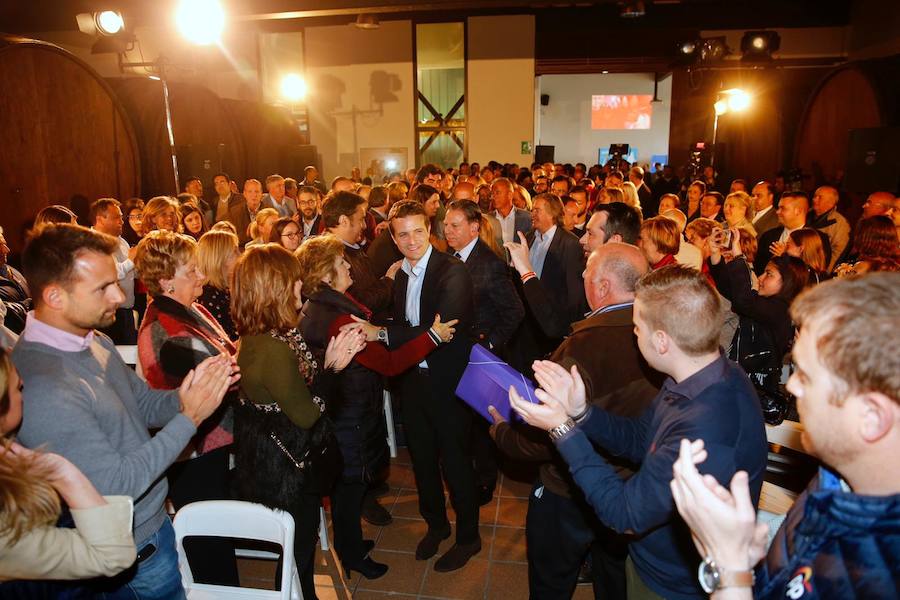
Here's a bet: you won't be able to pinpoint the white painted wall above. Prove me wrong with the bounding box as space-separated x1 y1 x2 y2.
467 15 536 165
537 72 673 165
304 20 415 181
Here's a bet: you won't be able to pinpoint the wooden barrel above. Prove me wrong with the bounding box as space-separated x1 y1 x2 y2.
794 57 900 186
108 78 246 199
222 99 305 184
0 35 140 252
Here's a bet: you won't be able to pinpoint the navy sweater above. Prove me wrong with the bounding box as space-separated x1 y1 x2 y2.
556 354 767 599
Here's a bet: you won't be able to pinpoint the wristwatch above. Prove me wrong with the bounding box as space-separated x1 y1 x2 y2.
548 418 576 442
377 328 388 343
698 557 754 593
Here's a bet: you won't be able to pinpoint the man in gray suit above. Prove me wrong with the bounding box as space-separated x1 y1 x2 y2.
491 178 532 245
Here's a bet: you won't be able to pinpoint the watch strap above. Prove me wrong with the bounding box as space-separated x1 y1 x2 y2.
719 568 754 588
548 418 576 442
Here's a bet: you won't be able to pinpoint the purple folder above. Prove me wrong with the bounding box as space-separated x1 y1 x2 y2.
455 344 537 423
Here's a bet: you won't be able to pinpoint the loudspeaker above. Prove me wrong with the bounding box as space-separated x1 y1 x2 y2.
535 145 555 164
540 94 550 106
844 127 900 194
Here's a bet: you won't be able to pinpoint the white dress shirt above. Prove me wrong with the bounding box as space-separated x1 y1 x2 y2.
401 244 434 367
529 225 557 278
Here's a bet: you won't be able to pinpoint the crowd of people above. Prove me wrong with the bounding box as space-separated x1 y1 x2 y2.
0 157 897 600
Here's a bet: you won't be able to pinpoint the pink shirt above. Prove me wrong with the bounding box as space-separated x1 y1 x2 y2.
22 311 94 352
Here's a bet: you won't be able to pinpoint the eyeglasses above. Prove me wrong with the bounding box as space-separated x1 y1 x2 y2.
282 231 301 239
129 214 143 221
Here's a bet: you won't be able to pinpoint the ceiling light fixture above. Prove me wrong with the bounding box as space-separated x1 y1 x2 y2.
354 14 380 30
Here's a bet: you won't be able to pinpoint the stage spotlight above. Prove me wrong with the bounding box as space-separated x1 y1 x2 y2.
280 74 308 103
724 89 751 112
386 159 398 170
96 11 124 35
76 11 125 36
700 37 729 62
680 41 698 56
175 0 226 45
741 31 781 61
714 100 728 116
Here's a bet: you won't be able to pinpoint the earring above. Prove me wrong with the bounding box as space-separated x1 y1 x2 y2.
167 286 175 294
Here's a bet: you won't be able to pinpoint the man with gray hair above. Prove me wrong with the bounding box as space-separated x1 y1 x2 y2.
809 185 850 270
490 243 661 599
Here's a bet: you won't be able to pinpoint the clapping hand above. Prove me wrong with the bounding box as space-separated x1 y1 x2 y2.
504 232 534 276
324 327 367 371
669 438 768 571
179 354 237 427
532 361 587 418
769 240 787 258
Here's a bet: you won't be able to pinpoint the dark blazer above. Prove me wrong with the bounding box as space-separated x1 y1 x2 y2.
495 207 533 242
462 239 524 356
388 248 474 391
212 193 245 222
227 201 253 246
300 214 325 240
344 243 393 316
751 206 780 237
367 228 403 279
507 227 587 374
755 226 831 275
637 182 656 217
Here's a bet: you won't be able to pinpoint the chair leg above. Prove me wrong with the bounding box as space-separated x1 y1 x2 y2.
318 506 329 551
291 564 303 600
383 390 397 458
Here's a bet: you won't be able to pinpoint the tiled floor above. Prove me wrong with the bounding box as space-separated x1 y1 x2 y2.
237 447 597 599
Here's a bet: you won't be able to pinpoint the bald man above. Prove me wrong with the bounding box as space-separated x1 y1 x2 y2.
862 191 895 219
755 192 831 274
490 243 660 599
808 186 850 270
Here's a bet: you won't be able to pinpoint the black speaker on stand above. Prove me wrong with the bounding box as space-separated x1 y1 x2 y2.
535 145 555 164
844 127 900 194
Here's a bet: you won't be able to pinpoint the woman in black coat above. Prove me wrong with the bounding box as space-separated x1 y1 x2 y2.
296 236 455 580
709 228 809 378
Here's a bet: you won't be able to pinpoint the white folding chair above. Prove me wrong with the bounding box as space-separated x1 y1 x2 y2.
115 344 145 380
383 389 397 458
174 500 302 600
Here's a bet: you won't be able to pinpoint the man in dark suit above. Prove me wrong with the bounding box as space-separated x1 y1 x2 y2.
296 185 324 241
211 172 245 224
491 177 532 245
383 200 481 572
444 199 525 505
755 191 831 275
750 180 780 237
228 178 264 246
629 166 656 217
491 242 659 599
505 193 588 376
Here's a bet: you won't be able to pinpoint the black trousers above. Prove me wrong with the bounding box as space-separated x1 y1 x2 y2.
331 479 367 564
167 446 240 586
526 483 627 600
285 492 323 600
470 411 499 491
399 369 479 544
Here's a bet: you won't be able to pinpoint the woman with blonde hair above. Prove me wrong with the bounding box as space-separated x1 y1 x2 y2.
621 181 641 212
197 230 241 341
245 207 279 247
513 184 532 211
296 236 455 580
638 216 680 269
723 191 756 235
140 196 179 235
0 348 136 583
231 244 364 600
599 186 625 205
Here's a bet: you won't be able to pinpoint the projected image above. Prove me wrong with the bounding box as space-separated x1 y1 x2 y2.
591 95 653 130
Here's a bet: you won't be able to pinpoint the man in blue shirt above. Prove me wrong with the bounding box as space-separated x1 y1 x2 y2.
511 265 767 599
670 272 900 600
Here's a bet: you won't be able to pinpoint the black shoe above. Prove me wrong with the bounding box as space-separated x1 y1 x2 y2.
478 484 495 506
343 556 389 580
415 528 451 560
434 539 482 572
363 539 376 555
362 495 393 526
369 480 391 498
576 559 592 585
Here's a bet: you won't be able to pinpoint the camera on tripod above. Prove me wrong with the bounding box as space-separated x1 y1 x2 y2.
688 141 713 180
607 143 630 167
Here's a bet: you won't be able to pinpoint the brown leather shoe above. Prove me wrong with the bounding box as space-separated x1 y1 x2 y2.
433 539 482 572
415 528 451 560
